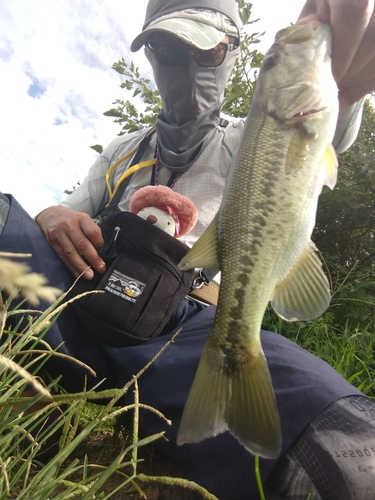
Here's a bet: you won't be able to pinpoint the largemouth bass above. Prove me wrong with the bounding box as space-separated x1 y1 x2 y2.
177 23 339 458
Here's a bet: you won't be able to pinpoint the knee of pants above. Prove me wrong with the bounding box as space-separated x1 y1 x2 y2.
265 395 375 500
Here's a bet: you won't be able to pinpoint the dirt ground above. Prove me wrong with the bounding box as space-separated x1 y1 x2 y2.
63 429 210 500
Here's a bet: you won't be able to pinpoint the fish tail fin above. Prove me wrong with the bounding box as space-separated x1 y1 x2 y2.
177 344 282 459
226 350 282 458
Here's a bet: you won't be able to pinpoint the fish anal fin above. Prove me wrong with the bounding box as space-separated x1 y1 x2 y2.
177 343 282 459
178 213 220 271
271 241 331 321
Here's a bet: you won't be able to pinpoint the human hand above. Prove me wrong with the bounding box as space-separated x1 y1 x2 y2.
36 206 106 280
298 0 375 107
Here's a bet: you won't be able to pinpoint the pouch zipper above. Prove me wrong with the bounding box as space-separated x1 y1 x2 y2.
112 226 183 283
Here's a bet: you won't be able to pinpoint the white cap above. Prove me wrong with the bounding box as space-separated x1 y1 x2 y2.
131 9 239 52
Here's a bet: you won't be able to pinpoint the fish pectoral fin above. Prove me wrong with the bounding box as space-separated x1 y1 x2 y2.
271 240 331 321
322 143 338 190
177 342 282 459
285 130 312 174
285 138 337 188
178 213 220 271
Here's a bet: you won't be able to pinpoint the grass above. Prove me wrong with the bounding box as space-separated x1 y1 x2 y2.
0 254 216 499
262 310 375 399
0 251 374 498
0 317 215 499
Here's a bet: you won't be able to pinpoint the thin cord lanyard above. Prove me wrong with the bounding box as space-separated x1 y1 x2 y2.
151 141 181 188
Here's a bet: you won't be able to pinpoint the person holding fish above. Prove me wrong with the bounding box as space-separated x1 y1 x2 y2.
1 0 375 498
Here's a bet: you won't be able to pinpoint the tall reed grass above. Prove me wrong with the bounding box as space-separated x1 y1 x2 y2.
0 252 216 499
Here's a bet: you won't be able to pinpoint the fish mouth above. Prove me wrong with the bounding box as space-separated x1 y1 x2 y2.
283 87 330 122
282 107 327 127
291 107 326 118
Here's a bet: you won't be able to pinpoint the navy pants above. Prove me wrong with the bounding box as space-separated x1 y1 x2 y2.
0 195 364 499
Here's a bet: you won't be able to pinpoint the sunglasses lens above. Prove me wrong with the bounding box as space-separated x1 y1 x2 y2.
196 44 227 67
151 42 186 66
148 41 229 67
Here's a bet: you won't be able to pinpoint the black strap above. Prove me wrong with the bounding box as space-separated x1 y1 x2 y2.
201 268 219 283
219 117 229 128
192 268 219 289
100 129 155 218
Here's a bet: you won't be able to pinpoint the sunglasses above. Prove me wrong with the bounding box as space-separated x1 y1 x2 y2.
147 39 237 67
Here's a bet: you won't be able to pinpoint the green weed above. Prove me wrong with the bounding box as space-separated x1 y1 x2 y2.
1 252 374 499
0 264 216 499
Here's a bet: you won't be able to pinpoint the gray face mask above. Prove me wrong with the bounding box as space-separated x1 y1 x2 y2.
146 45 239 171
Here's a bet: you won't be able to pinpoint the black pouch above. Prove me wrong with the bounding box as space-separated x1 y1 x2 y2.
70 212 195 347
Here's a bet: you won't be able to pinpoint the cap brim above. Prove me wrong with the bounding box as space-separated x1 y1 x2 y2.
131 18 225 52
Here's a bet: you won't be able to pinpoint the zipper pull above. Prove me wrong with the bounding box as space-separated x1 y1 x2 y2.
99 226 121 259
113 226 121 242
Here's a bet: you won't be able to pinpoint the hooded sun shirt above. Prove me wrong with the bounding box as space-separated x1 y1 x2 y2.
131 0 243 173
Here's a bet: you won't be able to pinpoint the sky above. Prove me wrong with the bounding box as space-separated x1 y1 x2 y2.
0 0 303 217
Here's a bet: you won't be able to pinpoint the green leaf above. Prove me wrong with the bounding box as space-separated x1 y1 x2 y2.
103 109 124 118
90 144 103 154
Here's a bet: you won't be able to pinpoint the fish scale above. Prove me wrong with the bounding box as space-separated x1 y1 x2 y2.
177 22 339 458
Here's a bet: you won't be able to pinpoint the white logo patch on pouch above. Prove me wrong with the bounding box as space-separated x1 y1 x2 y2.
105 269 146 303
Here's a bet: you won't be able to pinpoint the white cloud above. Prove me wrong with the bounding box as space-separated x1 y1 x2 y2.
0 0 302 216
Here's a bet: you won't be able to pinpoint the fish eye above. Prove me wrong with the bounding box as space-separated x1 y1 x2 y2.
262 52 280 71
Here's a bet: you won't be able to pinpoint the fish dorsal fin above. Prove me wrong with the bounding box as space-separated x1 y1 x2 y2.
322 143 338 190
271 241 331 321
178 213 220 271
